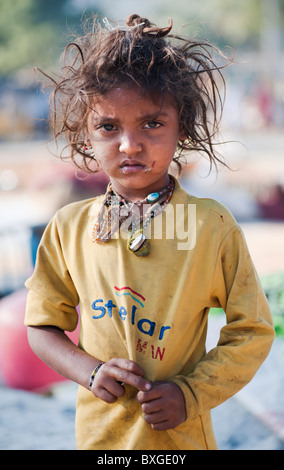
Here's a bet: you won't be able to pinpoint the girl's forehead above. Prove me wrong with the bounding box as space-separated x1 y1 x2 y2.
90 84 176 113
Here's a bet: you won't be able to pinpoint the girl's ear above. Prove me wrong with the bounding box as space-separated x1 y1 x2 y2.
178 124 187 142
179 130 187 142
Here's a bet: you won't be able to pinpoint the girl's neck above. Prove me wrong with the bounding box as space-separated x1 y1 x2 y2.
110 175 171 203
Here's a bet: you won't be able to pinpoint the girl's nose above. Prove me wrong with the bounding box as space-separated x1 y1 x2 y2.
119 133 142 155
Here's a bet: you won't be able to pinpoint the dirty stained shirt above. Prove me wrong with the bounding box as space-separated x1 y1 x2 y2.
25 179 275 450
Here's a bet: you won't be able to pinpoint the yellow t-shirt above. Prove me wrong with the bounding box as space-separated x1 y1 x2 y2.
25 179 274 450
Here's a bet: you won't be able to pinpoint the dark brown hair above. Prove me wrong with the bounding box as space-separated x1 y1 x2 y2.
40 14 233 173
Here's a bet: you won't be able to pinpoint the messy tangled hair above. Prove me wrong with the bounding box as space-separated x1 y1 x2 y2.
41 14 233 174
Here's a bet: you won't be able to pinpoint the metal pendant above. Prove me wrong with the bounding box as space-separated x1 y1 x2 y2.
127 230 150 257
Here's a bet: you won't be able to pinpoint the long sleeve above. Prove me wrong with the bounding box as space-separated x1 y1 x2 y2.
171 225 275 419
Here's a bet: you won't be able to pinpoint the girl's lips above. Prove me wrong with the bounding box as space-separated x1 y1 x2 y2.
120 161 146 174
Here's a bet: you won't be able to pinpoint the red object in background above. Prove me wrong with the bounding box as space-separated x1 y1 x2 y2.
258 184 284 220
0 289 79 391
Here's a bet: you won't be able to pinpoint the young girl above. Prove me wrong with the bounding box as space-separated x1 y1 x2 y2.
25 14 275 450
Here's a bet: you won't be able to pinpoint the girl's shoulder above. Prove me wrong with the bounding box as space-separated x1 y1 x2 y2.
188 194 240 243
54 195 105 226
177 182 237 228
192 195 235 222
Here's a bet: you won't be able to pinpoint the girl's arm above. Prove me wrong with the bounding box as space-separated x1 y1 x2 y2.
27 325 152 398
169 225 275 421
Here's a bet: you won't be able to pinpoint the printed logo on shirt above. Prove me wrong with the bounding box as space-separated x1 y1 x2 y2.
114 285 145 308
91 286 171 360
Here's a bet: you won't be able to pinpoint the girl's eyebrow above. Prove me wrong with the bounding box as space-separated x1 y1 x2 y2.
92 115 116 124
93 110 171 123
138 110 171 120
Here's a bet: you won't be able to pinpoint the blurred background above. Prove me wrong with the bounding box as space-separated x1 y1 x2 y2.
0 0 284 450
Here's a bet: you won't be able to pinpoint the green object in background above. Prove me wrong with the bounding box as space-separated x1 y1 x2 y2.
261 273 284 336
209 273 284 336
272 315 284 337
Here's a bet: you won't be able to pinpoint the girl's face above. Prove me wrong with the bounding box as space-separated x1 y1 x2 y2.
87 84 184 201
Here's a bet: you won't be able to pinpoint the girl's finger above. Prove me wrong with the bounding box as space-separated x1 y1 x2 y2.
136 387 161 403
95 388 118 404
141 398 163 414
102 360 151 391
109 358 145 377
143 409 167 425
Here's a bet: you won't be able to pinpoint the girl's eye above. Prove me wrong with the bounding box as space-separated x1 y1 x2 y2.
100 124 115 132
144 121 162 129
95 123 116 132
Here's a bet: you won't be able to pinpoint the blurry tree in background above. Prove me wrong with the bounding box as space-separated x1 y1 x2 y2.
0 0 98 139
0 0 96 78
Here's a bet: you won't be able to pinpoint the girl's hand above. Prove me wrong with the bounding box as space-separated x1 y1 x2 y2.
136 381 187 431
91 358 152 403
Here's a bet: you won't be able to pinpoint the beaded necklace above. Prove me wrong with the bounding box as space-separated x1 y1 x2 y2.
91 177 175 256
